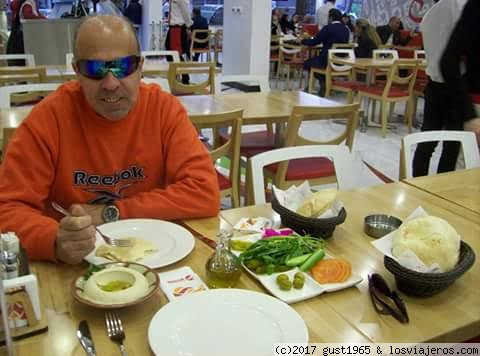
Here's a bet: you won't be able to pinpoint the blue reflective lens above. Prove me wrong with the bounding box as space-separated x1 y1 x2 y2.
76 55 141 80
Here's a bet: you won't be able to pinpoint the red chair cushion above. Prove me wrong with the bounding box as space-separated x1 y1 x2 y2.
216 170 231 190
266 157 335 181
219 130 277 158
356 84 409 98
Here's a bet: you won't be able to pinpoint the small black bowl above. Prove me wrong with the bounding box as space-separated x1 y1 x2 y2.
271 190 346 238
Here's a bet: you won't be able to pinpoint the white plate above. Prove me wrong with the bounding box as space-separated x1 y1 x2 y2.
244 261 363 304
84 219 195 269
148 289 308 356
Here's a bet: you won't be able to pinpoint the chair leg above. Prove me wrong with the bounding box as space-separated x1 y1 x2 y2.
381 100 389 138
405 98 414 133
411 95 418 125
389 102 396 122
308 71 315 93
346 90 354 104
286 66 291 90
371 100 377 122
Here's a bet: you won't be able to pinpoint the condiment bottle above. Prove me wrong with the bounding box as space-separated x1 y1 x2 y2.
3 251 18 279
205 230 241 288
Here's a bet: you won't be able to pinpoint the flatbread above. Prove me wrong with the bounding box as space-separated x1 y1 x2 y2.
296 188 337 217
95 237 158 262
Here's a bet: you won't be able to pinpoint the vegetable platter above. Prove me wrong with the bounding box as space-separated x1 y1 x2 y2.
233 233 363 304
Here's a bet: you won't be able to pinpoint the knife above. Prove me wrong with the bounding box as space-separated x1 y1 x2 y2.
77 320 97 356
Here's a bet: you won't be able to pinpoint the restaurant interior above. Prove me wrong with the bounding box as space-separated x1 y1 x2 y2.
0 0 478 355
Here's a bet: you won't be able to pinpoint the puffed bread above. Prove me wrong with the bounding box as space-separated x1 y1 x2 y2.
296 188 337 217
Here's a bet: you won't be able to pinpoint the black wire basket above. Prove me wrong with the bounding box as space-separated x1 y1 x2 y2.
271 190 346 238
384 241 475 297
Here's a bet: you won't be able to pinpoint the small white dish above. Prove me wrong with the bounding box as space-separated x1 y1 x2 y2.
243 256 363 304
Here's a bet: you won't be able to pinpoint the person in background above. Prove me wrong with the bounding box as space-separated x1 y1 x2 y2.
97 0 123 16
124 0 142 29
441 0 480 144
412 0 468 177
354 18 382 58
376 16 413 46
341 13 354 42
271 7 282 36
7 0 46 65
316 0 336 30
190 7 209 61
280 13 295 34
302 8 349 96
0 16 219 264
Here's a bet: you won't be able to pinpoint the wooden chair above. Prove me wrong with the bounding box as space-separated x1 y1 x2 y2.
399 130 480 179
0 54 35 67
332 43 356 50
0 83 60 109
270 35 281 80
65 53 74 71
189 109 243 208
167 62 215 95
355 59 419 137
248 145 355 205
0 67 47 86
213 29 223 64
277 43 306 90
190 29 212 62
252 103 359 202
141 50 181 63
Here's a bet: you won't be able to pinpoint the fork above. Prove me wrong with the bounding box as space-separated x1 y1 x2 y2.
105 312 128 356
51 202 131 247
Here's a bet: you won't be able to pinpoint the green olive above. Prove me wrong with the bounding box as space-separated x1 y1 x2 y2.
277 278 292 291
293 277 305 289
245 259 262 270
294 272 305 282
276 273 289 283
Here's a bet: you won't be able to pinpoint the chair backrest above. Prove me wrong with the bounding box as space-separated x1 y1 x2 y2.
0 83 61 109
0 67 47 86
167 61 216 95
380 59 419 98
65 52 74 70
189 109 243 207
279 43 305 65
248 145 355 204
215 74 270 93
400 130 480 179
332 43 356 50
414 50 425 60
142 77 171 92
190 29 212 51
272 103 360 189
141 50 180 63
328 49 355 73
0 54 35 67
270 35 281 59
373 49 399 60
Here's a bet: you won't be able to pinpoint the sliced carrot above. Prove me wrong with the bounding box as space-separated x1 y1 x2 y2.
311 258 352 284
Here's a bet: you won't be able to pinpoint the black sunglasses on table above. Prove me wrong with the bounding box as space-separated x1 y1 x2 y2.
75 55 141 80
368 273 409 323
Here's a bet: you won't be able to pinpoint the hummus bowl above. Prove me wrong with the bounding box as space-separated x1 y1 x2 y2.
72 262 159 309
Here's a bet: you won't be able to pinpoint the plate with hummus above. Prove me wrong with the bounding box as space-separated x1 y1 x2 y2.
148 289 308 356
72 262 159 309
84 219 195 269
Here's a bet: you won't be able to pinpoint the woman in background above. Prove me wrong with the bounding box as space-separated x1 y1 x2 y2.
354 18 382 58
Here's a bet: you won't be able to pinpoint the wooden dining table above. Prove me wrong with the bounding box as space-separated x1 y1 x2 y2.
6 181 479 355
402 168 480 216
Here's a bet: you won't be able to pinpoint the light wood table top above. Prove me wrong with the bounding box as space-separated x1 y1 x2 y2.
179 90 339 125
403 168 480 216
0 107 32 139
197 182 480 344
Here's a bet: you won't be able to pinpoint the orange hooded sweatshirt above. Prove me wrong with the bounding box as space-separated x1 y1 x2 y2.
0 81 220 261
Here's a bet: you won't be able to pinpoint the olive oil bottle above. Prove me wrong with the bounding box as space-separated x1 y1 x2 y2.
206 231 241 288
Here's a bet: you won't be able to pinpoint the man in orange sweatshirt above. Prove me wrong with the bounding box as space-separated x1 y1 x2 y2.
0 16 220 264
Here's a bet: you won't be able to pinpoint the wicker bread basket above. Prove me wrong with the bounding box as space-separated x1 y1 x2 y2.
384 241 475 297
271 190 346 238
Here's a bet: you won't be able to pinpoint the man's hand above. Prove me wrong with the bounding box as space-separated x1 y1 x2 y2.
79 204 105 226
56 204 96 264
464 118 480 144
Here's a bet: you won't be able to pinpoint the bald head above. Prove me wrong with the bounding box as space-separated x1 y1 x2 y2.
73 15 140 59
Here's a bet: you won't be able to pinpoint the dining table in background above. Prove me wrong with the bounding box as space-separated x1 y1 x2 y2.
186 182 480 344
402 168 480 216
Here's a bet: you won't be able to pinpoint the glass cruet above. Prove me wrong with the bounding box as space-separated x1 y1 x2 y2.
205 230 241 288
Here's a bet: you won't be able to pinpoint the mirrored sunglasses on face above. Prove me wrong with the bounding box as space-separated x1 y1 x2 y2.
368 273 409 323
75 55 141 80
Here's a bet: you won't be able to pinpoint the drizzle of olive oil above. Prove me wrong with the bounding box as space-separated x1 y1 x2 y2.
99 280 132 292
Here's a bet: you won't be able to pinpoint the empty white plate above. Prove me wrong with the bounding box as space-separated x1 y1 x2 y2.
148 289 308 356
